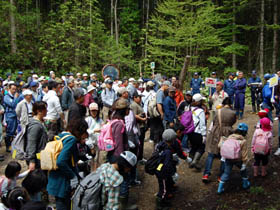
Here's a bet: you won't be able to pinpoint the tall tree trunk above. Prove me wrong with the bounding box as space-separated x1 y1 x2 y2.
114 0 118 46
10 0 17 54
111 0 114 36
144 0 149 62
179 56 191 91
260 0 264 77
232 2 237 69
89 0 93 69
36 0 40 27
272 0 278 73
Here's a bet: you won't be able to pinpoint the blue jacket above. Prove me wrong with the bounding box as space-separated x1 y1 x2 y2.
61 87 73 111
234 78 247 94
248 77 262 91
4 92 17 118
47 132 79 198
262 83 272 106
163 96 176 122
224 79 235 96
190 78 203 93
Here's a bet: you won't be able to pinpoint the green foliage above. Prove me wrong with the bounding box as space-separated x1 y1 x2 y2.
250 186 265 195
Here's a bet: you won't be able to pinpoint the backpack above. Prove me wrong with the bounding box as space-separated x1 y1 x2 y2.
40 134 72 171
220 138 241 159
98 119 124 152
180 107 199 134
145 150 163 175
11 126 28 160
147 95 160 118
72 171 102 210
253 129 270 155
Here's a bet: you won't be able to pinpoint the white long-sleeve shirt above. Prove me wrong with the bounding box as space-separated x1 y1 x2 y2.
191 106 206 137
43 90 62 120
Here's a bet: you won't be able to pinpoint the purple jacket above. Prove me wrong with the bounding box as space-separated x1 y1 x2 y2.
234 78 247 94
111 120 128 157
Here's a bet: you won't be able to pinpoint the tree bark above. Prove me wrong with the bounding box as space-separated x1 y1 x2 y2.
114 0 118 46
232 1 237 70
10 0 17 54
111 0 114 36
89 0 93 69
272 0 278 72
179 56 191 91
144 0 149 62
260 0 264 77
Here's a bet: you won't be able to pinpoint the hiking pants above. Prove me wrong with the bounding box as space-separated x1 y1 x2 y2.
138 127 146 160
6 116 17 137
156 176 173 200
234 93 245 110
220 160 248 182
55 195 71 210
254 153 269 166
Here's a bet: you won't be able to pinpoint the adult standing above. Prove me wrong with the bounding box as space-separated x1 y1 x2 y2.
248 70 262 113
202 97 236 183
262 74 273 121
163 86 177 129
68 88 86 121
3 82 19 152
234 71 247 120
83 85 95 108
210 82 228 111
101 79 117 122
142 81 156 114
15 89 33 131
25 101 48 170
61 78 75 122
177 91 193 117
174 81 184 106
47 119 89 210
190 72 203 95
224 73 235 105
208 72 218 110
43 81 66 141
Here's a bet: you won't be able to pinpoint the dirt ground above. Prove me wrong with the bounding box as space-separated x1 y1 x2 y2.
1 105 280 210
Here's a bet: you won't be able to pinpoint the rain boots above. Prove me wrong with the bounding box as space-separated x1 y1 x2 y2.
119 196 138 210
189 152 202 170
239 110 244 120
217 181 225 194
242 178 250 189
261 166 267 177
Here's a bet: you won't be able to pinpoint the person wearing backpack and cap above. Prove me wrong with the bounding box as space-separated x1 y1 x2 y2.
218 123 250 194
98 151 137 210
187 93 207 170
251 117 273 177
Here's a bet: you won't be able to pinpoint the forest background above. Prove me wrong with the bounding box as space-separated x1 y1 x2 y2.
0 0 279 82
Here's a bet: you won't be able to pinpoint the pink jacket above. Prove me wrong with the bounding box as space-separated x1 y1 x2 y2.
83 93 95 107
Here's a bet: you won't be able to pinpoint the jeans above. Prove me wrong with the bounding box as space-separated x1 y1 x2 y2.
55 196 71 210
203 153 225 176
181 134 189 149
220 160 248 182
120 174 129 197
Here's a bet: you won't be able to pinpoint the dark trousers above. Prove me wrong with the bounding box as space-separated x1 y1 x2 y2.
45 120 61 141
254 153 269 166
55 196 71 210
149 117 163 143
188 132 205 156
234 93 245 110
138 127 146 160
156 176 173 200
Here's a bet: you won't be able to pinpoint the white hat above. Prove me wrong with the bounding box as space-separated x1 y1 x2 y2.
8 81 15 85
76 72 81 76
129 78 136 82
61 76 66 81
192 93 206 102
22 89 33 96
120 151 137 167
118 87 128 95
83 73 88 77
49 71 54 74
87 85 96 93
89 102 98 111
3 81 8 86
32 74 38 78
90 73 97 77
138 78 144 83
118 81 122 85
147 81 155 87
38 76 45 81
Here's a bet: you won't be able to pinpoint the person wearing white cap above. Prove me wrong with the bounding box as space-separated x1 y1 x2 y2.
188 93 207 170
49 71 56 81
85 102 103 169
101 79 117 122
16 89 33 131
83 85 95 108
127 78 138 101
81 73 89 89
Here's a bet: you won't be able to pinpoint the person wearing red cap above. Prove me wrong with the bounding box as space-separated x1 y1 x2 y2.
251 117 273 177
210 81 228 111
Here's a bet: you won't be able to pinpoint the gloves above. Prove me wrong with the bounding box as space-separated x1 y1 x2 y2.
271 98 275 103
203 136 206 144
241 163 246 171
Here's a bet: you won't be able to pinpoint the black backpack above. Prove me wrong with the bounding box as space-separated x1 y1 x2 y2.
145 149 163 175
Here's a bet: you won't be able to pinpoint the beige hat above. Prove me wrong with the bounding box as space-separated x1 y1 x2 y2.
89 102 98 111
147 81 155 87
114 98 129 109
118 87 128 95
87 85 96 93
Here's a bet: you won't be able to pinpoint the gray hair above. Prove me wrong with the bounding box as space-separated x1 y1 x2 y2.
73 88 85 100
67 78 75 84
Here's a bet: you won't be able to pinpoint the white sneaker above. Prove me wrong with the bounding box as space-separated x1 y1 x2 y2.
274 148 280 156
274 117 279 121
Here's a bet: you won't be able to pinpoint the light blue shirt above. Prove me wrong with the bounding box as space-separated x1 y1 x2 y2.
101 88 117 107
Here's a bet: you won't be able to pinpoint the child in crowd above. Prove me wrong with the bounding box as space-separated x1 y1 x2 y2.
251 117 273 177
5 187 29 210
0 161 29 206
218 123 250 194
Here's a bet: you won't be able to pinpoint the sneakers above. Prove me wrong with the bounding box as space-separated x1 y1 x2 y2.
202 174 209 183
275 148 280 156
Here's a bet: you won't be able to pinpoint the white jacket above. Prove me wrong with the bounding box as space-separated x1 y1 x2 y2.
191 106 206 137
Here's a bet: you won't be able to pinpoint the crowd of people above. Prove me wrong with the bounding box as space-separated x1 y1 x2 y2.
0 69 278 210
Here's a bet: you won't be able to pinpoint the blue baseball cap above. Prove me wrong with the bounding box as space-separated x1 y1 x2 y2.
18 71 23 75
252 70 257 75
264 73 271 80
29 81 38 87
